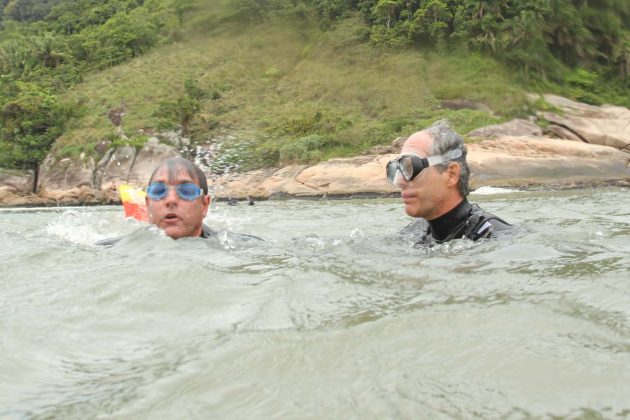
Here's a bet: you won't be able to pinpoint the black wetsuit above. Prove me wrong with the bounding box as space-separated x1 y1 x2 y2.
95 223 262 246
400 199 511 245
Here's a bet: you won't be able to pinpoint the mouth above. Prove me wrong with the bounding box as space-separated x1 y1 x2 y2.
401 192 416 203
162 213 181 224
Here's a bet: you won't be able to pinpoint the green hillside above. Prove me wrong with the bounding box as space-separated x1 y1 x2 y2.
59 12 525 169
2 0 629 175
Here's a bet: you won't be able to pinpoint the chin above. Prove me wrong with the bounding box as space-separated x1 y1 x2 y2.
404 205 421 218
162 226 186 239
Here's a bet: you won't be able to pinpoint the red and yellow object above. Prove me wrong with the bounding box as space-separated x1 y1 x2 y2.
119 184 148 222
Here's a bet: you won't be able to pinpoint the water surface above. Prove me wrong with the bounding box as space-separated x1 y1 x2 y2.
1 187 629 418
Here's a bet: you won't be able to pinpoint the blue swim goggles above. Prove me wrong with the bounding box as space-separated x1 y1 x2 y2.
146 182 204 201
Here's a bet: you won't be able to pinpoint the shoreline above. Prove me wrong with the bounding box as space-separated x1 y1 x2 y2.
2 95 629 208
2 179 628 209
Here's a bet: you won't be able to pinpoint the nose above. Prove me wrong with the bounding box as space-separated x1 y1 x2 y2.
393 171 408 189
164 186 179 205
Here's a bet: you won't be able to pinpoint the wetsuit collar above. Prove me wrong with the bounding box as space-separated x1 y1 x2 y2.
428 198 471 241
200 223 215 238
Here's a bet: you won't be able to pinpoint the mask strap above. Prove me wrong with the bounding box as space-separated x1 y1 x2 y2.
427 148 462 166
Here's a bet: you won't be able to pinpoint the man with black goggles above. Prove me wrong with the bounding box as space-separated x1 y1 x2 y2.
386 149 463 184
389 120 511 244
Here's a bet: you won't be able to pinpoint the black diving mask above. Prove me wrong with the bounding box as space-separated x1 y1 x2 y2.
386 148 463 184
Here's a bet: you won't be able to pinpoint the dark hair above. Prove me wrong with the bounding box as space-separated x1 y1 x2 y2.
425 119 470 197
148 157 208 195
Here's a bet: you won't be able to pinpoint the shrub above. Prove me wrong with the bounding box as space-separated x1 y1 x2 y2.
278 134 339 164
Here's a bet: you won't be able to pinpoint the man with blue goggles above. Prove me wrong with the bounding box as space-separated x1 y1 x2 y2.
96 157 262 245
389 120 511 244
143 157 211 239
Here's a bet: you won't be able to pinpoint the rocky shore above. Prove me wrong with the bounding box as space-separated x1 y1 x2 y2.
1 95 629 207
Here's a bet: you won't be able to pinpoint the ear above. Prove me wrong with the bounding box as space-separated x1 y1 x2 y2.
445 162 461 188
201 194 211 216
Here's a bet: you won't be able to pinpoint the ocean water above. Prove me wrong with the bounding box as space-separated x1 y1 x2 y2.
1 187 629 419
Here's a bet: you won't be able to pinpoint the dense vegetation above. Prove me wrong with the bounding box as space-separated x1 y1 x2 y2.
1 0 628 187
326 0 630 82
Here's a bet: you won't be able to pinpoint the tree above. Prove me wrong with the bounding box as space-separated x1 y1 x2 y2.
0 82 70 191
32 32 69 68
2 0 56 22
410 0 452 44
153 79 207 135
174 0 194 26
373 0 402 29
613 36 630 79
543 0 591 67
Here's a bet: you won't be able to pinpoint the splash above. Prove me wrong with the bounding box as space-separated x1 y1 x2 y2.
45 210 111 245
472 186 521 195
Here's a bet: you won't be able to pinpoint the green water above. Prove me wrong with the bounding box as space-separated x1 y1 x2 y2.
1 187 629 418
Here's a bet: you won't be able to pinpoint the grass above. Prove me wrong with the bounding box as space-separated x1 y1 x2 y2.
58 3 534 169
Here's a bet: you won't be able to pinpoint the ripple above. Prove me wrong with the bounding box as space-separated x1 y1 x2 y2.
1 188 630 417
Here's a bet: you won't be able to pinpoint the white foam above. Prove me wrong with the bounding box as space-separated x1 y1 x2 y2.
44 209 129 245
471 186 521 195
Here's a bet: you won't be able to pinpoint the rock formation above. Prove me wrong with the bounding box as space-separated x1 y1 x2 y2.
538 94 630 152
1 95 629 206
0 169 34 193
467 119 543 139
208 137 629 200
37 154 96 191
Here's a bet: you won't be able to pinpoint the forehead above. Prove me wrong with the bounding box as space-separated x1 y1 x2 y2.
151 165 197 184
402 131 433 157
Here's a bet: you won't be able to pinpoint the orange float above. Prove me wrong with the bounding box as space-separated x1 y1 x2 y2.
119 184 148 222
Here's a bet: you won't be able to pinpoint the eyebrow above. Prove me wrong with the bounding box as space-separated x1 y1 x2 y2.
152 174 196 184
153 179 195 185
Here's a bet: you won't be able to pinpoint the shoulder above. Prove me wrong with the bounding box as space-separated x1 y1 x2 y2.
399 218 432 245
202 224 265 244
468 203 512 240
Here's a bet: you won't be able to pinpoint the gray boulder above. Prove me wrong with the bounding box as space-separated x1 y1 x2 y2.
362 136 407 155
127 138 180 185
96 145 136 190
158 131 191 148
538 94 630 152
37 154 95 191
467 119 543 139
0 168 35 193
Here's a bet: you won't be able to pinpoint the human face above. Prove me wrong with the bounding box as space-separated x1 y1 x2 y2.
145 166 210 239
394 131 458 220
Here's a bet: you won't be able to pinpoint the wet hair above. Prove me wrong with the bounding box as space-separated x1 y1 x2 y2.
425 119 470 197
148 157 208 195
